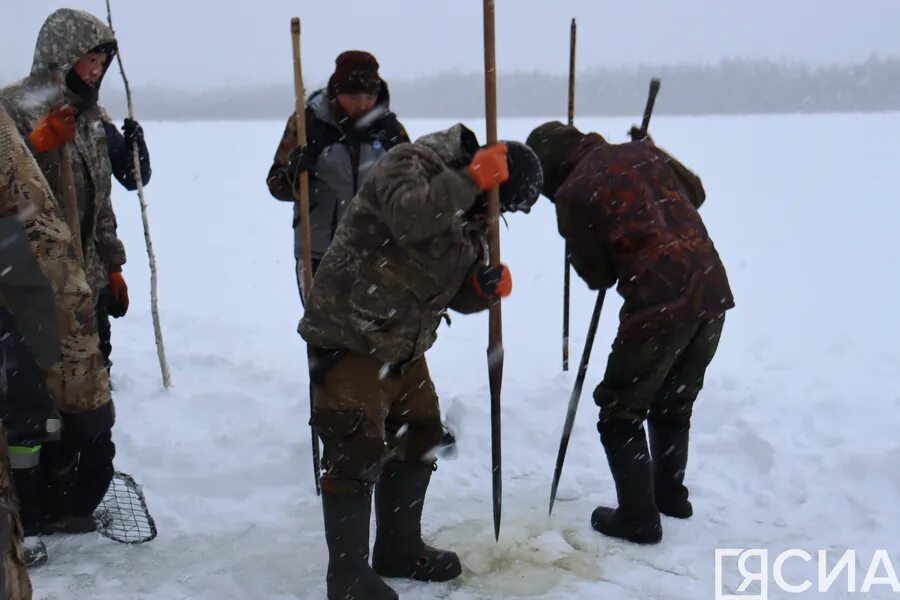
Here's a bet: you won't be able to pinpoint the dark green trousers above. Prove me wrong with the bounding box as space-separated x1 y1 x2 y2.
593 314 725 425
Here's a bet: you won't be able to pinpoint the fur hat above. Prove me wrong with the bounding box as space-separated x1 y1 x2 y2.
328 50 382 96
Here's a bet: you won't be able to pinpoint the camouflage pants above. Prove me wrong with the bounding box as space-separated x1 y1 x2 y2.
593 314 725 425
0 428 33 600
310 350 444 495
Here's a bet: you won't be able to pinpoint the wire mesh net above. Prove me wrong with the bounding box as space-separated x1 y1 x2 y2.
94 471 157 544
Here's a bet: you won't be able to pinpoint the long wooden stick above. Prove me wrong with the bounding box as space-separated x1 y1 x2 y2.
291 19 313 300
562 18 576 372
291 17 320 496
483 0 503 543
106 0 172 389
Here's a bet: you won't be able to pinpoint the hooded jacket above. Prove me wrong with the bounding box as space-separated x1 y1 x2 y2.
298 124 491 365
267 85 409 262
0 8 126 296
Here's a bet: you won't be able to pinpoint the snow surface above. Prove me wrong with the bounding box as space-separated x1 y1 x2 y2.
29 113 900 599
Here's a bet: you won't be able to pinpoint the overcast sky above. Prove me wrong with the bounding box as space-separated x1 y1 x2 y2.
3 1 899 91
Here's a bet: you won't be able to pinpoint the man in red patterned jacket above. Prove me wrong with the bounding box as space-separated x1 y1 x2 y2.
527 122 734 544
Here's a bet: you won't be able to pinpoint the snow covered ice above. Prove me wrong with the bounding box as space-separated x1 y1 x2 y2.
29 112 900 598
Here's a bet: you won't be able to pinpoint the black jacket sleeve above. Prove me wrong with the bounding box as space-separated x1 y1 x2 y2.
375 113 410 150
0 216 60 369
104 121 152 191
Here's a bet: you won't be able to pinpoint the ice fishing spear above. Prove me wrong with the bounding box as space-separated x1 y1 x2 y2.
483 0 504 541
289 17 321 496
562 18 576 372
548 78 662 516
105 0 172 389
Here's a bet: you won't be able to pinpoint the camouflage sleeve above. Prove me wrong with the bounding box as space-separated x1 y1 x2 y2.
0 429 34 600
266 113 299 202
372 145 482 244
1 105 111 413
95 195 126 272
556 189 617 291
656 146 706 209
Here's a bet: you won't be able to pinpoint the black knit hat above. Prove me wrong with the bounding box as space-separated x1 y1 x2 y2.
499 141 543 213
328 50 382 96
525 121 586 201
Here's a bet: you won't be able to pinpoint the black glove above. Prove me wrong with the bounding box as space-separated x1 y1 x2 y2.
287 127 345 184
473 264 512 300
122 118 144 146
287 144 319 184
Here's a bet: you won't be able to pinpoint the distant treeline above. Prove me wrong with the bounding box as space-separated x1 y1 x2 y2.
101 57 900 120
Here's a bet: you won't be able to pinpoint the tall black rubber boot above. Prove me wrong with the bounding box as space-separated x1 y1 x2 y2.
10 462 43 537
372 461 462 582
322 490 397 600
591 420 662 544
648 418 693 519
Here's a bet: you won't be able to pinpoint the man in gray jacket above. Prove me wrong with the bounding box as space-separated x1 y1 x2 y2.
299 123 542 599
266 50 409 298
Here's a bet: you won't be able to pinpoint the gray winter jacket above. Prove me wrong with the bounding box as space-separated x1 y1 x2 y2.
266 87 408 261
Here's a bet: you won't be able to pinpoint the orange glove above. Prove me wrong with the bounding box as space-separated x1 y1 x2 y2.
473 264 512 300
467 144 509 191
28 105 77 152
107 271 129 318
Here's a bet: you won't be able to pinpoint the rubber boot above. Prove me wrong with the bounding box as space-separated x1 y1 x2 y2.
10 463 43 537
648 418 693 519
322 490 397 600
591 420 662 544
372 461 462 582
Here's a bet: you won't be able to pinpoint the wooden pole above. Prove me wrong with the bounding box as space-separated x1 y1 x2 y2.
291 17 321 496
291 18 314 300
106 0 172 389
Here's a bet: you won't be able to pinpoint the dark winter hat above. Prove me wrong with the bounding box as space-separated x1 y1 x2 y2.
416 124 541 213
328 50 382 96
498 141 543 214
525 121 586 201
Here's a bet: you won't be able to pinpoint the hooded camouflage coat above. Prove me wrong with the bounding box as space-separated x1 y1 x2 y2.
298 125 491 365
0 8 125 297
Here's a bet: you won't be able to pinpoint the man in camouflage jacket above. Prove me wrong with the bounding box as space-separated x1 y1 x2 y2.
299 124 539 600
527 121 734 545
0 8 123 537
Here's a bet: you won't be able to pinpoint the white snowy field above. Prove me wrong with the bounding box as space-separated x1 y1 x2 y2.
29 112 900 599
